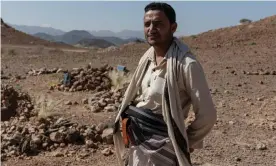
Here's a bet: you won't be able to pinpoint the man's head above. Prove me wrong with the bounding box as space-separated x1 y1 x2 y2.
144 2 177 47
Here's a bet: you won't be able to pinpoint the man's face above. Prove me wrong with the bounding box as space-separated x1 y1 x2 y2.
144 10 176 46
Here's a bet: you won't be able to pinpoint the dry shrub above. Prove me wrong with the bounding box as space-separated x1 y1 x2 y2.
34 94 64 120
49 48 64 54
8 49 16 55
108 70 132 92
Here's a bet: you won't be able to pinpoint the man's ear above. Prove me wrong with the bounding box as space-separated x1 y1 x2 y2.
171 22 177 33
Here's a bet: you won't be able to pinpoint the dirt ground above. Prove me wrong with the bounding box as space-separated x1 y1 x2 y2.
1 16 276 166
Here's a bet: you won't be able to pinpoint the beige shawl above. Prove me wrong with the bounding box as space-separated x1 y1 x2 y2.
113 37 216 166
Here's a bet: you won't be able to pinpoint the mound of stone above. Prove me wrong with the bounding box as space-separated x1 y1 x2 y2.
54 64 113 92
1 84 34 121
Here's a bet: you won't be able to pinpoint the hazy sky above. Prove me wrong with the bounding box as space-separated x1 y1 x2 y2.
1 1 276 36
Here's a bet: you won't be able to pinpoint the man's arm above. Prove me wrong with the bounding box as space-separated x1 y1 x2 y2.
184 60 217 149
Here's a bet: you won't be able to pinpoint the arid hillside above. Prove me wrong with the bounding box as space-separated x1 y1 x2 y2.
1 15 276 166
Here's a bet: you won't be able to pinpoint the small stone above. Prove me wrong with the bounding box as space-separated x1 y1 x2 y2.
102 128 114 144
101 148 113 156
85 140 98 149
78 152 90 159
235 157 241 162
42 143 48 148
82 98 88 104
56 68 63 73
65 101 72 105
257 97 264 101
96 123 107 134
60 143 66 148
104 105 116 112
259 81 264 84
52 151 64 157
95 134 102 142
229 121 234 125
50 132 64 143
90 105 101 113
49 86 54 90
224 90 230 94
98 99 107 107
256 142 267 150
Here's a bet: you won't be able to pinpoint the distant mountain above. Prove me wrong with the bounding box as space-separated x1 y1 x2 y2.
34 30 144 47
9 24 65 36
7 23 145 44
33 32 56 42
77 38 115 48
96 36 126 46
1 19 73 48
60 30 95 44
89 30 145 40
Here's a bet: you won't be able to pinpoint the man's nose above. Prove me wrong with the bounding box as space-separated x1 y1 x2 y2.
149 23 156 33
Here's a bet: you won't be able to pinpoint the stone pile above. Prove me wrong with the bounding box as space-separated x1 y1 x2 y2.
85 90 125 113
1 84 34 121
1 116 114 161
54 64 113 92
243 70 276 75
1 84 114 161
27 68 63 76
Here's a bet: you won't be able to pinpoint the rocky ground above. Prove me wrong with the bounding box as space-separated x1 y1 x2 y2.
1 16 276 166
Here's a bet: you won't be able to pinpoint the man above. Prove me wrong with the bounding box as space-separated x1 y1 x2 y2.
113 2 217 166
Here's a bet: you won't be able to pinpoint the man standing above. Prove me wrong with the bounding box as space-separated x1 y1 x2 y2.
113 2 217 166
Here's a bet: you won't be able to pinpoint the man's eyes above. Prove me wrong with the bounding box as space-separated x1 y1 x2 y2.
144 21 162 27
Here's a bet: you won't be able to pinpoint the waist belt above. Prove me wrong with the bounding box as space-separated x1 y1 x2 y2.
121 104 192 165
121 105 168 146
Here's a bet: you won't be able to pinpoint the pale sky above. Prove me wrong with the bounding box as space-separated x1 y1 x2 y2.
1 1 276 36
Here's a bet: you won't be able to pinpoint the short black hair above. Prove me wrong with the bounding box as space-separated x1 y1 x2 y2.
144 2 176 24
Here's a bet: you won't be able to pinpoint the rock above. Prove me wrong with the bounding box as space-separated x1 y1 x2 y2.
50 132 64 143
82 98 88 104
259 81 264 84
101 148 113 156
60 143 66 148
229 121 234 125
31 135 42 145
98 99 107 108
224 90 230 94
90 105 101 113
256 142 267 150
56 68 63 73
51 151 64 157
85 140 98 149
257 97 264 101
235 157 241 162
104 105 116 112
65 101 72 105
96 123 107 134
105 98 115 104
95 134 102 142
42 143 48 148
101 128 114 144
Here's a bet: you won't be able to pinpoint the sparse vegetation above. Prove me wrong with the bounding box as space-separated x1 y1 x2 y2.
249 42 257 45
34 94 63 120
240 18 252 24
108 70 132 92
8 49 16 55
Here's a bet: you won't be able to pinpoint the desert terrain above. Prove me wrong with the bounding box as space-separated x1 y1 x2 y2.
1 15 276 166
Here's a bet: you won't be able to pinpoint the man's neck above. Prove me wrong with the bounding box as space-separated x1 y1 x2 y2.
153 38 174 58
